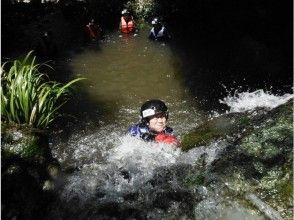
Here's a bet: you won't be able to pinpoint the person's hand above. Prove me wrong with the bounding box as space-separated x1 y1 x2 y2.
155 133 178 145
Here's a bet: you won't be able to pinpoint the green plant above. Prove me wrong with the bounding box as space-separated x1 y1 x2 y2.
1 51 85 128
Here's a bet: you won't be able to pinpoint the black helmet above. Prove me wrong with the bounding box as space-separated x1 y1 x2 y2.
140 99 168 123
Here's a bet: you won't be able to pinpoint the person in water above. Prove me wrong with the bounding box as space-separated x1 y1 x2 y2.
128 100 178 145
149 18 171 42
119 9 136 34
35 31 58 60
84 18 102 42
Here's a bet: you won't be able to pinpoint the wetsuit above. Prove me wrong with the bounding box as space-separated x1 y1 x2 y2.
128 123 176 143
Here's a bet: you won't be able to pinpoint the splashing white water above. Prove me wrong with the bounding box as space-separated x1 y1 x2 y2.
109 135 181 168
57 133 228 208
50 86 294 219
219 89 293 113
57 135 183 204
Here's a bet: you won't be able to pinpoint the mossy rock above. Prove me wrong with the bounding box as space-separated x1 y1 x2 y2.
181 113 251 151
184 174 206 187
181 125 223 151
1 123 50 161
181 99 293 153
238 101 293 162
189 99 293 219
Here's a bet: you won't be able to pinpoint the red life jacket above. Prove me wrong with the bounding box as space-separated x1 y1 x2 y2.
120 17 135 34
155 133 179 145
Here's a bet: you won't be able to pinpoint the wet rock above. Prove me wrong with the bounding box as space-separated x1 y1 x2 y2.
43 179 56 191
1 123 62 219
144 164 200 218
180 99 293 219
181 99 293 158
245 193 283 220
238 99 293 163
47 162 62 179
203 99 293 219
181 112 252 151
1 157 56 220
1 123 51 161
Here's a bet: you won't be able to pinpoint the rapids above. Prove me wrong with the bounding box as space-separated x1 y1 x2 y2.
49 28 292 219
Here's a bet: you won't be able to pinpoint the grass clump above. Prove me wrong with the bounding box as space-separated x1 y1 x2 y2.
1 51 84 129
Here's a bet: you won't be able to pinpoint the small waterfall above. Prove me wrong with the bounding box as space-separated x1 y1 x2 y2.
50 125 230 219
49 62 292 220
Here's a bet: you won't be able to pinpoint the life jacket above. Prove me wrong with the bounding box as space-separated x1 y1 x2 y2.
120 17 135 34
155 133 178 145
150 26 166 39
128 123 178 144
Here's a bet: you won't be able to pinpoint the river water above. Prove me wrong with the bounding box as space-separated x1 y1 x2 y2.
58 28 205 138
49 27 292 219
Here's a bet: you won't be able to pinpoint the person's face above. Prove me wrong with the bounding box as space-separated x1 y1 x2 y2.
147 113 167 133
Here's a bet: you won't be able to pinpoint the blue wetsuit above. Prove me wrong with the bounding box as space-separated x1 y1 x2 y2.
128 123 174 142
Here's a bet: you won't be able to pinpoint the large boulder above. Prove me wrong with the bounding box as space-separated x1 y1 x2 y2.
181 112 253 151
181 99 293 219
181 99 293 156
238 99 293 163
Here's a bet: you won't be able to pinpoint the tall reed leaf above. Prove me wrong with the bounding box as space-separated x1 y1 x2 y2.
1 51 85 128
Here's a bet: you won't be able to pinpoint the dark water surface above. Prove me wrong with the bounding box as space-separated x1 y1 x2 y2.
58 28 205 137
52 22 292 147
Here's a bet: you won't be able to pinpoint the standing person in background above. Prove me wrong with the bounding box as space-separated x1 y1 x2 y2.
119 9 136 34
128 100 179 146
35 31 58 60
149 18 171 42
84 18 102 42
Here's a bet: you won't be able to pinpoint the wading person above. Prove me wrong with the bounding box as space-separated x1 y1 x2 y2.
149 18 171 42
84 18 102 42
119 9 136 34
35 31 58 60
128 99 179 145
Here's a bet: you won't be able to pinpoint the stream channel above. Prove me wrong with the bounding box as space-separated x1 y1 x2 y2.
48 27 292 220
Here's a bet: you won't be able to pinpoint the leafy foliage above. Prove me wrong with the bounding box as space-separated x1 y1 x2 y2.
1 51 84 128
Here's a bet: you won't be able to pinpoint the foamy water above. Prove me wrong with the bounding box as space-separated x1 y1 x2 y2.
53 89 293 205
49 87 293 219
219 89 293 113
